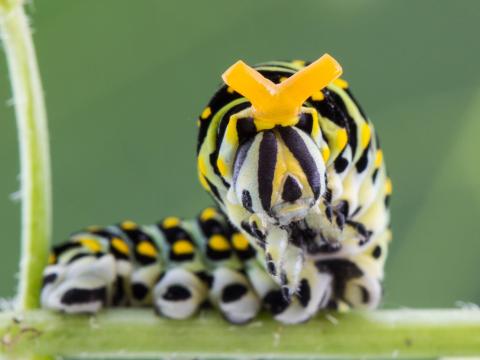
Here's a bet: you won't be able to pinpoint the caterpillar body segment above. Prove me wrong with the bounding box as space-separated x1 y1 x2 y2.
42 56 391 324
42 208 327 323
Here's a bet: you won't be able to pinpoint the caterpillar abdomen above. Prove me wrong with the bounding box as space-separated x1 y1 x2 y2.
43 208 268 323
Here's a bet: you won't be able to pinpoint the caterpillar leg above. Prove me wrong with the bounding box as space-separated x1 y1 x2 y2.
226 226 309 323
152 268 208 319
274 263 331 324
129 263 162 305
112 221 164 306
245 259 331 324
192 209 261 324
229 221 332 324
338 230 390 309
208 267 260 324
41 253 116 313
342 272 382 309
150 216 211 319
317 243 385 311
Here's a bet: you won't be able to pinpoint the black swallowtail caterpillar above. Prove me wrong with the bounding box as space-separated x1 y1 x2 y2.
41 55 391 324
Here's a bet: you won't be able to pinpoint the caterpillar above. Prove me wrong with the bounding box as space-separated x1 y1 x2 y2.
41 54 392 324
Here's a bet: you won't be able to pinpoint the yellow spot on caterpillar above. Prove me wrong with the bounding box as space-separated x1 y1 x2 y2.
48 253 56 265
321 146 330 162
385 178 393 195
336 128 348 151
79 238 102 253
232 233 249 250
272 137 307 206
333 78 349 89
225 115 239 144
111 237 129 255
279 76 288 83
198 157 208 175
216 157 229 177
227 86 235 94
374 149 383 168
310 109 321 140
197 157 212 191
311 91 325 101
86 225 101 232
137 241 157 257
291 59 306 67
121 220 137 230
173 240 194 255
201 107 212 119
360 123 371 149
200 207 217 221
163 216 180 229
209 235 230 251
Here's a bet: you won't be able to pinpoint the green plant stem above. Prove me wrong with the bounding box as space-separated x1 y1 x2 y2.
0 309 480 358
0 0 52 310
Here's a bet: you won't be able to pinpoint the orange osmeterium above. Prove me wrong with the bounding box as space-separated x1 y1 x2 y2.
221 53 342 127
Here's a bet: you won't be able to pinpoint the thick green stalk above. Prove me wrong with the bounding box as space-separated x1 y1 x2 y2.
0 0 52 310
0 309 480 358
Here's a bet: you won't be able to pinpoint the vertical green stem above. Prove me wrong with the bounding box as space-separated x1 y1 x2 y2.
0 0 51 310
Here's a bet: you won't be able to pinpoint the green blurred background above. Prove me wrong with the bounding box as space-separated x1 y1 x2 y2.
1 0 479 308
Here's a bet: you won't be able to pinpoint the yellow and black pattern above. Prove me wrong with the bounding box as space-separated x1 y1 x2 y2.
42 208 297 323
42 57 391 324
196 59 391 318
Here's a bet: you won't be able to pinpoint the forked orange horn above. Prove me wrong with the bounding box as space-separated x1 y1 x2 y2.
222 54 342 126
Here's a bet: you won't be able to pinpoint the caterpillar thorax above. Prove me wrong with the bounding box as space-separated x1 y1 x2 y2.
42 55 391 324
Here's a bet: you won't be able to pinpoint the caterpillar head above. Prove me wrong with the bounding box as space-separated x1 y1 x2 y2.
222 54 342 226
232 125 324 226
